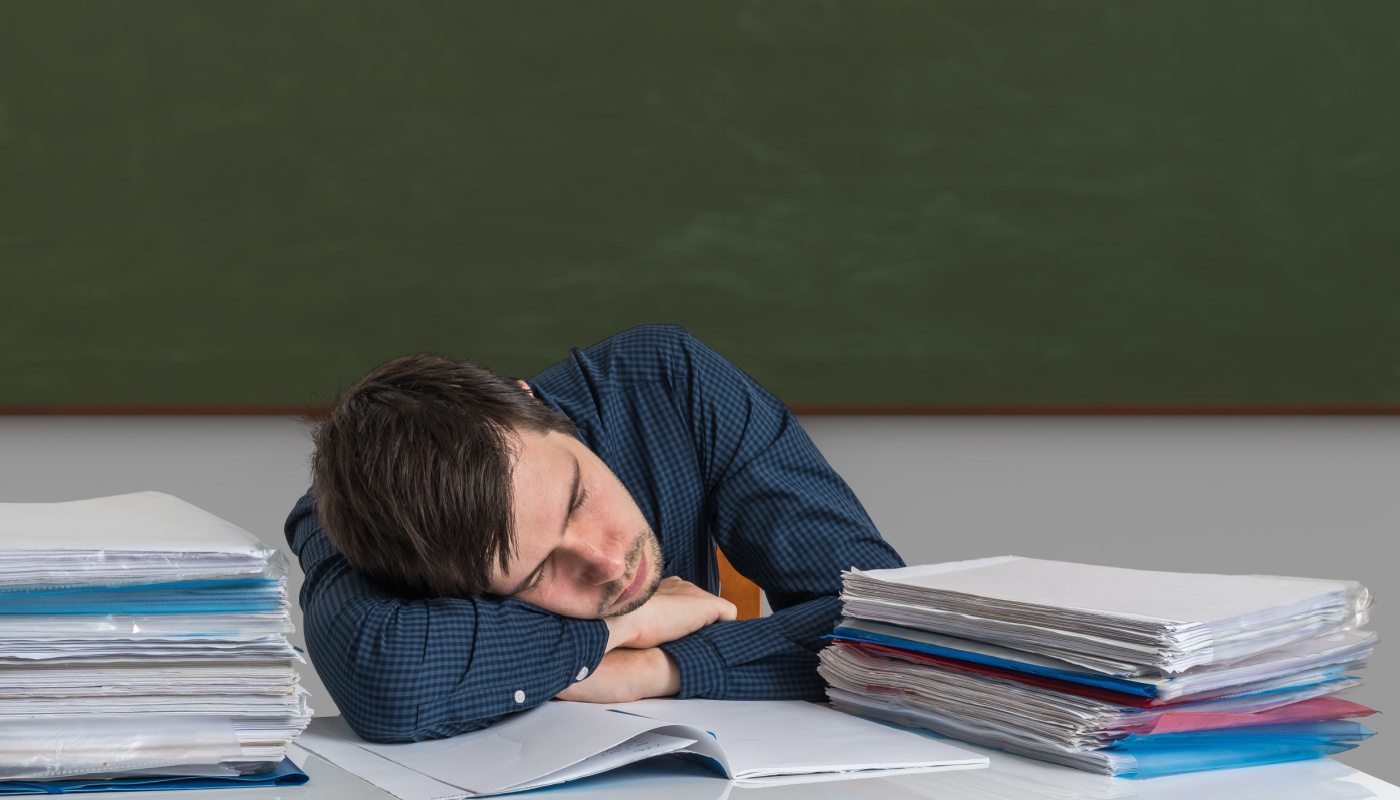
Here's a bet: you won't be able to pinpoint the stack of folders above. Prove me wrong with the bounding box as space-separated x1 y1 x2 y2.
0 492 310 789
818 556 1378 778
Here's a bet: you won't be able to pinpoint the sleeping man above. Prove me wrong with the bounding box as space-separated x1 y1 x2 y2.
285 324 903 742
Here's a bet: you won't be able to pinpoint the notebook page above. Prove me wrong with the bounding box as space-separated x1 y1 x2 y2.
605 699 986 779
352 701 695 796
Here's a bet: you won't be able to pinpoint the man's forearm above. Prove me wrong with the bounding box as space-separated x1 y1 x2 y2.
555 647 681 703
569 595 833 705
658 595 845 701
560 576 733 704
291 490 614 740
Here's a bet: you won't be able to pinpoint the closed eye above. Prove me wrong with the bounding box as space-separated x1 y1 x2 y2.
525 486 586 595
527 561 548 592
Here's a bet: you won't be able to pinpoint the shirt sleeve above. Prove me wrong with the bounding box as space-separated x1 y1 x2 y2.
284 490 609 742
653 327 905 699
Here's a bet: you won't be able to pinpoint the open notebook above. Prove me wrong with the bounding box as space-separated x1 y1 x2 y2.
296 699 987 798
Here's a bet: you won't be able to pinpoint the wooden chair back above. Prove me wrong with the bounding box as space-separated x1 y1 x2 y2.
716 548 762 620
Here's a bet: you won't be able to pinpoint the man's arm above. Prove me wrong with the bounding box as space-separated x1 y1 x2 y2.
657 327 905 700
286 490 609 741
287 491 733 739
555 575 739 702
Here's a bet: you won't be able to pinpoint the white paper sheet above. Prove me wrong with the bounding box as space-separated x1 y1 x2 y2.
857 557 1357 627
0 491 266 553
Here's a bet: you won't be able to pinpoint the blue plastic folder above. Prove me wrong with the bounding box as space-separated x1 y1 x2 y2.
0 758 308 795
1108 721 1374 778
829 624 1160 698
0 580 283 615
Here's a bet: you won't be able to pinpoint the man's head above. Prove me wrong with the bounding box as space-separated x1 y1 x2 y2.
312 353 663 618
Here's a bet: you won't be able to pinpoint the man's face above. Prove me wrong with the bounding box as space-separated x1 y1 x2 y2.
487 429 664 618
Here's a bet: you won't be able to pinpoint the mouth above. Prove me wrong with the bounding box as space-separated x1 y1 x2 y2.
611 548 649 609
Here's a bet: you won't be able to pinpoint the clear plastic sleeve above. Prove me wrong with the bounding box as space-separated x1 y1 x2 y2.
1198 581 1373 668
0 611 293 639
0 548 288 592
1129 697 1376 735
0 714 244 780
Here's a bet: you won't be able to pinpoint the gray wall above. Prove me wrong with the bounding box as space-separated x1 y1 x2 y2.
0 416 1392 780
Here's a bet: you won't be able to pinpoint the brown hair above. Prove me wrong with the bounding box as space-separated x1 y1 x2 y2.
311 353 577 598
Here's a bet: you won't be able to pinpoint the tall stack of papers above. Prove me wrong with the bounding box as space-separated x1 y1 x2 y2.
0 492 311 782
819 556 1378 778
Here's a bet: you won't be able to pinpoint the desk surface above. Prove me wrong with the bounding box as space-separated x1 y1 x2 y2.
48 740 1398 800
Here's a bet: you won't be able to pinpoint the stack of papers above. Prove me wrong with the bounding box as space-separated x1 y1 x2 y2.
0 492 311 782
820 556 1377 778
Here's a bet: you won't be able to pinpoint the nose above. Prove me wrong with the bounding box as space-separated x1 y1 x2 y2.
561 530 627 587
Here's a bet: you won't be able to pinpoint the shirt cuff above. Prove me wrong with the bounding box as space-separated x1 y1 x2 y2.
659 632 727 699
569 617 610 685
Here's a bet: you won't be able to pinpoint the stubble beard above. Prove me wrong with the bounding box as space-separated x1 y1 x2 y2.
600 527 664 618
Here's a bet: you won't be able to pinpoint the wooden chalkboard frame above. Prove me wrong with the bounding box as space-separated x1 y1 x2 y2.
3 403 1398 417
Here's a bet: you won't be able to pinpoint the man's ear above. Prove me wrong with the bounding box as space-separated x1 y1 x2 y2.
516 379 535 399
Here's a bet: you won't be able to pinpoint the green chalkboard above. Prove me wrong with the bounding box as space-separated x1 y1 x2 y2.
2 1 1397 408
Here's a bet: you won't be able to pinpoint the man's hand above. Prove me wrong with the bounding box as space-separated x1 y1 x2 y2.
604 577 737 651
562 578 732 704
556 647 681 703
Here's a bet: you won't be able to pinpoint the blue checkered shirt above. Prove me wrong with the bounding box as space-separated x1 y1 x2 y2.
285 325 904 742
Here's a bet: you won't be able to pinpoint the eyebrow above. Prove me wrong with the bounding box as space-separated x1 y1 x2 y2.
506 452 580 597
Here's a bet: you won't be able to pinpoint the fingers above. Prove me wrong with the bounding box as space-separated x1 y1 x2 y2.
613 576 746 650
717 598 738 622
650 577 738 622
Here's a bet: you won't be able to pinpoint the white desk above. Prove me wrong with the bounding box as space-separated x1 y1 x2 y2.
63 737 1397 800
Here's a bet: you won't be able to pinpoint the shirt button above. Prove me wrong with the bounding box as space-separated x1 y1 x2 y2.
575 667 589 681
513 690 525 704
